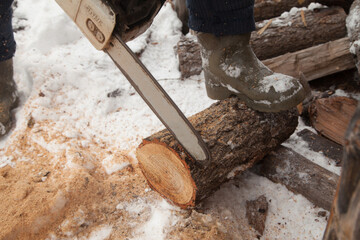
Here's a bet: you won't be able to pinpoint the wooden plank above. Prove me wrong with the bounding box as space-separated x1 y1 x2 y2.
263 38 355 81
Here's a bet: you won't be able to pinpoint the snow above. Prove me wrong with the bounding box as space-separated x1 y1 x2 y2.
258 3 328 28
102 155 130 175
220 63 243 78
283 119 341 175
132 200 178 240
0 123 5 135
350 40 360 54
0 0 343 239
346 2 360 40
205 172 328 240
259 73 295 93
0 155 14 168
334 89 360 101
87 225 113 240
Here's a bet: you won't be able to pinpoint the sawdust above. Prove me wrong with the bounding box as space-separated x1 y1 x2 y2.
0 119 147 239
0 117 252 240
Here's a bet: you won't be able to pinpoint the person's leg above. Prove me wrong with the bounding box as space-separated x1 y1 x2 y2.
174 0 189 34
187 0 307 112
0 0 17 136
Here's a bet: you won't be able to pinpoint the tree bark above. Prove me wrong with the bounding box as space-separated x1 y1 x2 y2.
252 7 347 60
177 36 202 79
136 97 298 208
253 146 339 211
309 96 358 145
323 105 360 240
262 38 356 81
297 129 343 165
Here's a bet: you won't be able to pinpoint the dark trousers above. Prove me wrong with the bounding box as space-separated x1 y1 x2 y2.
186 0 255 36
0 0 15 61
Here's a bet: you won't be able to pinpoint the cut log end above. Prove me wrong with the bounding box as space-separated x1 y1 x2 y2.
137 141 196 208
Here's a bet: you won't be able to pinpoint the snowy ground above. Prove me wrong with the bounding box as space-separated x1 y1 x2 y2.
0 1 345 239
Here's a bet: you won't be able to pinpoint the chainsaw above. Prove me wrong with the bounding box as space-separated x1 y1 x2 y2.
55 0 210 162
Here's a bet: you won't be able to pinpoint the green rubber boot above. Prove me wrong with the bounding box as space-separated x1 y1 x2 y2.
197 32 307 112
0 58 18 136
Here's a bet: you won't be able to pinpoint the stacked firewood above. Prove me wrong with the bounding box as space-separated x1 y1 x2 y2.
176 0 360 147
173 1 360 238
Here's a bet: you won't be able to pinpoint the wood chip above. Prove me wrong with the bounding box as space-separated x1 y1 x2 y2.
246 195 269 236
298 0 306 5
301 10 307 27
257 19 273 35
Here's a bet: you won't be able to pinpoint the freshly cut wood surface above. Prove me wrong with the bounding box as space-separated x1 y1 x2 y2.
137 143 196 206
252 7 347 60
253 146 339 211
309 96 358 145
137 97 298 208
263 38 355 81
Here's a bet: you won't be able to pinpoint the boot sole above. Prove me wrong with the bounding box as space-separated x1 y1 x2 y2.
206 83 305 113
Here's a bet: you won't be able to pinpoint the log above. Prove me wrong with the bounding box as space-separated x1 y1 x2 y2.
252 7 347 60
254 0 353 21
309 96 358 145
136 97 298 208
253 146 339 211
178 37 355 81
177 36 202 79
246 195 269 236
323 104 360 240
262 38 356 81
297 129 343 165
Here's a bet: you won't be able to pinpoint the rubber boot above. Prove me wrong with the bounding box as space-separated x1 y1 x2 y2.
0 58 18 136
197 32 307 112
174 0 189 35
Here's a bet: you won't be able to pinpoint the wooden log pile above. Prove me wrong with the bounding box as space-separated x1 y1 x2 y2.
141 0 360 211
252 6 347 60
176 5 356 80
